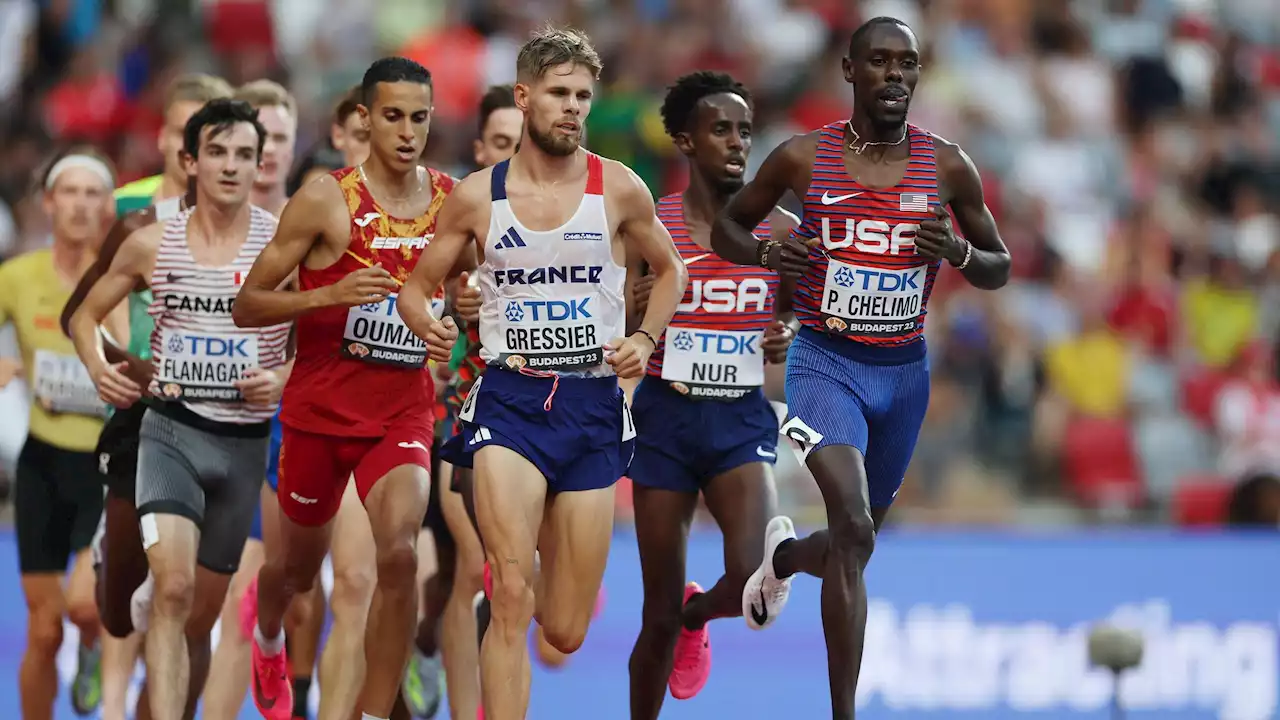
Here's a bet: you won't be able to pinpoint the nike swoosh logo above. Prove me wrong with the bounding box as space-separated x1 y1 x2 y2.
253 672 276 710
355 212 380 228
756 446 777 459
398 441 428 451
750 588 769 627
820 191 863 205
683 253 711 265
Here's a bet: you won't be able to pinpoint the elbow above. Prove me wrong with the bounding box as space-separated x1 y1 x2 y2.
59 308 74 338
988 253 1013 290
231 297 257 328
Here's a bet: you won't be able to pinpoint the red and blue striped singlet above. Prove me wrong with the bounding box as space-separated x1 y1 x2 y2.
647 193 777 400
792 122 940 354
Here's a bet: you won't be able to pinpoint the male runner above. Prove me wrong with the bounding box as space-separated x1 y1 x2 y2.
398 27 687 720
201 78 304 720
331 85 372 167
70 98 290 719
2 147 116 720
61 73 232 720
710 18 1011 718
233 56 455 720
402 83 519 720
627 70 798 716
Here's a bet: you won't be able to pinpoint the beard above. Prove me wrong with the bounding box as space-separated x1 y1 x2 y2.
527 120 581 157
715 176 745 195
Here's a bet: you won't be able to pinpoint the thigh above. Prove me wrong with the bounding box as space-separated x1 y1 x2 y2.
353 417 433 506
330 478 376 600
15 437 68 574
440 464 484 572
136 410 205 525
275 425 352 527
473 445 545 585
782 341 869 462
863 359 931 509
704 461 777 578
539 485 615 621
196 434 268 575
631 486 697 611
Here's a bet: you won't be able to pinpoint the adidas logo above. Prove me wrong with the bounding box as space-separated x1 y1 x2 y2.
493 227 526 250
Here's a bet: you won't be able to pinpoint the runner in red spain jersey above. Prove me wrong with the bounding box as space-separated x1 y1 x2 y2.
626 71 798 715
710 18 1011 719
231 57 463 720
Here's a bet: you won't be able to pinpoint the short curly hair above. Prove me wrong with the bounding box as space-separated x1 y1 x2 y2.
659 70 751 138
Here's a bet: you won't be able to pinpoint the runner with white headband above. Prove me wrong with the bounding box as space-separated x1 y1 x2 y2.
1 146 117 719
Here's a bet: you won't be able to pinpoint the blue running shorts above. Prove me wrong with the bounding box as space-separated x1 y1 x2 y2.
629 378 779 493
439 367 633 493
782 328 930 509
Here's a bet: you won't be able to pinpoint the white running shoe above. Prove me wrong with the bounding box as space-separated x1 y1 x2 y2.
130 572 155 633
743 516 796 630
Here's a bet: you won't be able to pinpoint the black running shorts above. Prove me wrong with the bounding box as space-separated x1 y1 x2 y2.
16 435 104 574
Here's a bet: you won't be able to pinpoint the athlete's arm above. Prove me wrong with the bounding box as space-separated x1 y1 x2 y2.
712 135 812 276
612 164 686 350
923 140 1011 290
70 224 158 407
623 247 652 335
399 172 485 354
61 209 154 366
234 176 396 327
762 207 799 363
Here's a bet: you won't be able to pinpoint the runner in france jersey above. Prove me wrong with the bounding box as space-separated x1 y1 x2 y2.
232 57 458 720
626 71 800 717
70 99 289 719
2 147 116 720
397 27 688 720
709 18 1011 718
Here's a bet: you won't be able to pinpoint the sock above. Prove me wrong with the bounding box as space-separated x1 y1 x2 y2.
254 625 285 656
291 677 311 718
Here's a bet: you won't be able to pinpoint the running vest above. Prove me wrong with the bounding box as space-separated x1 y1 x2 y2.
477 154 626 378
792 122 940 355
148 206 288 423
283 166 455 437
128 196 182 362
646 193 777 400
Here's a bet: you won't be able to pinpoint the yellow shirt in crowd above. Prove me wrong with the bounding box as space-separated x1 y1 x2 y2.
1046 330 1130 419
1183 279 1258 368
0 249 106 452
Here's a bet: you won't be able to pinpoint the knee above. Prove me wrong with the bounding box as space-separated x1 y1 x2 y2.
26 611 64 655
152 570 196 618
67 595 99 631
281 556 319 595
540 616 588 655
456 556 485 596
375 538 418 595
639 598 683 642
330 563 375 616
488 563 535 627
828 506 876 565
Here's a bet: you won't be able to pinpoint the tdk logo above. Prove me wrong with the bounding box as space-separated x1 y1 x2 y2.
494 265 602 287
170 334 254 357
671 330 757 356
494 227 527 250
564 232 603 242
504 298 592 322
832 266 921 292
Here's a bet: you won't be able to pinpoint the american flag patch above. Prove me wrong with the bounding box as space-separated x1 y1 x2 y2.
899 193 928 213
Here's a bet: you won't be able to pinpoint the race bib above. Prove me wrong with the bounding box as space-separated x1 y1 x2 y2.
819 260 926 337
496 295 603 373
660 326 764 401
32 349 106 417
341 293 427 369
155 329 258 402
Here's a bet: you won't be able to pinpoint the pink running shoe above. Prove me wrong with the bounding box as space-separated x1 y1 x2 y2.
250 638 293 720
238 575 259 641
668 582 711 700
483 561 493 600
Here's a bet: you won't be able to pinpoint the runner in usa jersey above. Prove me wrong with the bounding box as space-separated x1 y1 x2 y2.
232 57 459 720
397 28 688 718
709 18 1011 719
625 71 801 715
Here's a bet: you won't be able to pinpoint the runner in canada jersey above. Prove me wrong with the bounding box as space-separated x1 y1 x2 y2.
709 18 1011 719
232 57 460 720
626 71 801 716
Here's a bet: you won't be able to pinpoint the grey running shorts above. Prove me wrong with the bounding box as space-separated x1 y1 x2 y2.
136 405 270 574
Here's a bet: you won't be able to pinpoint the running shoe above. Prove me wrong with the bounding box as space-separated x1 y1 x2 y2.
251 636 293 720
70 641 102 716
743 515 797 630
401 647 445 719
668 582 711 700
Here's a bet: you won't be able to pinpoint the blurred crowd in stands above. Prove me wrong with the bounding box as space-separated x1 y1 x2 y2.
0 0 1277 527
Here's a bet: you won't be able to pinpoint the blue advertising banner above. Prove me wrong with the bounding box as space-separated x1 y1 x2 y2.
0 529 1275 719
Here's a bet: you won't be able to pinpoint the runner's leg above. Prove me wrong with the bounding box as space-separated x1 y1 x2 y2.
439 463 484 717
317 479 376 720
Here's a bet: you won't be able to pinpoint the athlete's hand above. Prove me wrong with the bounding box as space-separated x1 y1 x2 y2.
605 334 652 380
425 316 459 364
0 357 21 389
92 361 142 409
761 320 795 364
235 367 284 406
768 236 813 279
454 271 482 323
915 205 965 265
631 273 655 318
326 265 399 307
